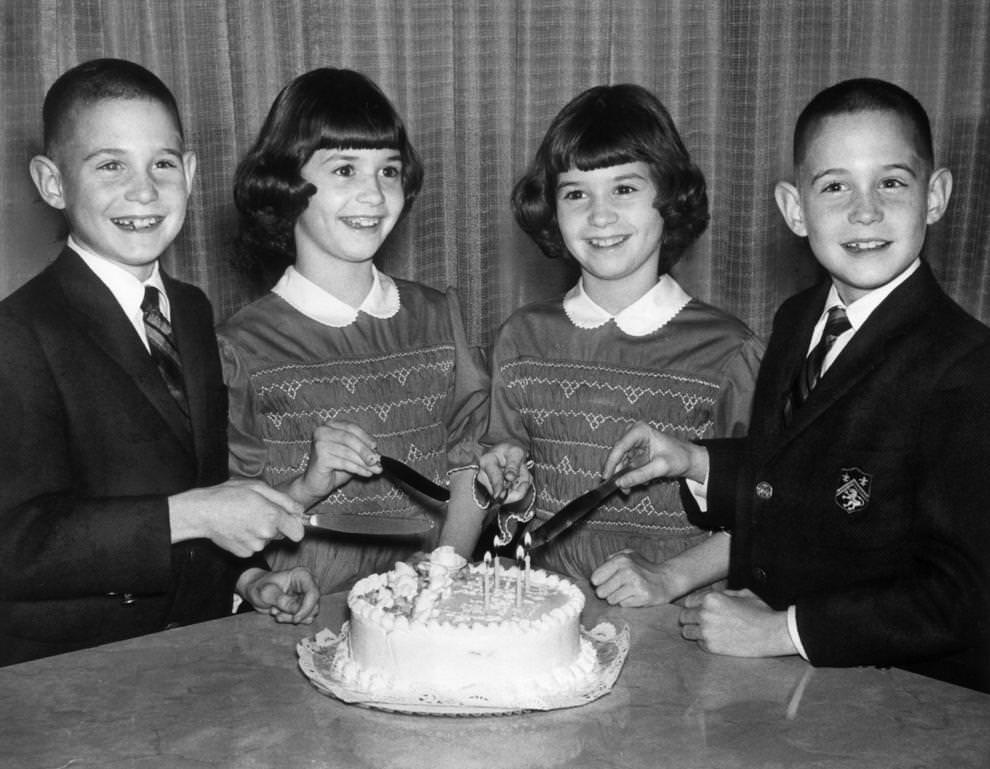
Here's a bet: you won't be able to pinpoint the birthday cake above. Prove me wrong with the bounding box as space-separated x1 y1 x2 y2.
329 547 597 704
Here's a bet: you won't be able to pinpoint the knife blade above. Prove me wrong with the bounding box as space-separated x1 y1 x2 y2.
379 456 451 502
526 467 635 550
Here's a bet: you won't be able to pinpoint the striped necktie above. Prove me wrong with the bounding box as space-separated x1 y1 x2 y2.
794 305 852 407
141 286 190 426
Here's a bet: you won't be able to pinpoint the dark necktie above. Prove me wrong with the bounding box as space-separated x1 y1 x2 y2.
141 286 190 425
793 305 852 408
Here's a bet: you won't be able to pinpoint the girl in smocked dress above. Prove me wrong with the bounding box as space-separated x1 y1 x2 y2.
219 68 489 593
479 84 764 606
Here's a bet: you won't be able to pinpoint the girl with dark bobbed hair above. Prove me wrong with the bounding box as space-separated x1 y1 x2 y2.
232 67 424 284
512 83 709 268
478 84 764 605
219 68 489 593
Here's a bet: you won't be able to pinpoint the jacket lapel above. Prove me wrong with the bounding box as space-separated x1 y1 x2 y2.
55 250 196 457
757 282 828 439
771 265 936 451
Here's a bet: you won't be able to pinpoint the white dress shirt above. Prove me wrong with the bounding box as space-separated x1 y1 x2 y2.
67 235 169 353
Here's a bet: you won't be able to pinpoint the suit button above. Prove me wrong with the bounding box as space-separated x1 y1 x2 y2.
755 481 773 500
751 567 768 584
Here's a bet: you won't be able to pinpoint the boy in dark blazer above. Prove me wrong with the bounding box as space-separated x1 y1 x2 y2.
0 59 319 666
599 78 990 692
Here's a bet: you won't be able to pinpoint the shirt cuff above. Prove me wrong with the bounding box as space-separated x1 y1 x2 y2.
684 468 709 512
787 605 809 660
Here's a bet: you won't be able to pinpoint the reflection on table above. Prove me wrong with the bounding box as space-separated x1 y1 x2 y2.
2 589 989 769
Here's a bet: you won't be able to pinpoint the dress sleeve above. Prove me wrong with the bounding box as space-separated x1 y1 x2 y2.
714 331 765 437
442 288 491 468
481 316 532 451
217 334 269 480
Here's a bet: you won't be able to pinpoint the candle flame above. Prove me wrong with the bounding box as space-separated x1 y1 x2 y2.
515 544 524 560
523 530 532 547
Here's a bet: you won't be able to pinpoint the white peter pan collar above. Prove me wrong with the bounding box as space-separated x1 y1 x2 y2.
271 265 400 328
562 274 692 336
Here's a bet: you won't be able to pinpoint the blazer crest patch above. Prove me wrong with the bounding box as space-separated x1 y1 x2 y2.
836 468 872 514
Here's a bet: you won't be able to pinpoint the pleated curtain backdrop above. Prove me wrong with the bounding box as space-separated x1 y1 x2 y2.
2 0 988 345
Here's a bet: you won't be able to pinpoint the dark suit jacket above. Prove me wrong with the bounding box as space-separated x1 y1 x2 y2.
692 263 990 691
0 248 250 665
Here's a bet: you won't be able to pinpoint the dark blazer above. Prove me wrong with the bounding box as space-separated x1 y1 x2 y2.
693 262 990 691
0 248 248 665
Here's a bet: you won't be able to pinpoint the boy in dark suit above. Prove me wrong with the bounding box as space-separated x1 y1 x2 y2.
0 58 319 666
599 78 990 692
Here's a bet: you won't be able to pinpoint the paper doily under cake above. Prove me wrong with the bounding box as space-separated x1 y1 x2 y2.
297 619 629 716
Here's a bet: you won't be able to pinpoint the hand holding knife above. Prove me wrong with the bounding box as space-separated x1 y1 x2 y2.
475 443 534 507
526 463 639 550
521 422 710 548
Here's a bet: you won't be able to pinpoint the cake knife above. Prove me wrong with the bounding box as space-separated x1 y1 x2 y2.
379 456 451 502
526 466 637 550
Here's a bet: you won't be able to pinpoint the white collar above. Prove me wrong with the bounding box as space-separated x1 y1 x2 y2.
68 235 169 320
272 265 400 328
562 274 692 336
823 258 921 331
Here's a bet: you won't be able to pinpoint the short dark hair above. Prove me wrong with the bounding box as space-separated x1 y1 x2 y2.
233 68 424 282
42 58 183 157
793 77 934 171
511 83 708 271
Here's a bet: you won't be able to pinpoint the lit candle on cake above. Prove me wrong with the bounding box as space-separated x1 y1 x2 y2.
515 544 524 608
523 531 532 591
482 551 491 609
493 550 501 593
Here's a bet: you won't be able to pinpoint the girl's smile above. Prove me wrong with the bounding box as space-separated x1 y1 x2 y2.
293 147 405 273
555 161 665 312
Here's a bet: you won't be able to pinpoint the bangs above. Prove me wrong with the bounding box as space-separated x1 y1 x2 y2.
551 137 637 175
286 74 407 159
547 108 649 176
312 112 404 153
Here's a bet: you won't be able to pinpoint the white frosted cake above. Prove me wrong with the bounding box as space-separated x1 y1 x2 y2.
329 547 597 703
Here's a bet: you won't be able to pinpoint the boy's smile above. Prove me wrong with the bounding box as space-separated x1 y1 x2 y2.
555 161 664 312
775 109 951 305
112 216 165 231
31 98 196 281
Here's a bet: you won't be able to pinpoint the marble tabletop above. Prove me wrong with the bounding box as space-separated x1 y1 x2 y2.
2 590 989 769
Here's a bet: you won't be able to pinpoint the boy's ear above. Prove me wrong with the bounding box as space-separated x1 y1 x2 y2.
29 155 67 210
773 180 807 237
182 149 198 190
925 167 953 225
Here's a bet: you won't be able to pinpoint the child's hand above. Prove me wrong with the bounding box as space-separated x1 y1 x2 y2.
295 421 380 507
476 442 532 505
591 549 680 607
168 479 306 557
603 421 709 490
237 566 320 624
678 588 796 657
